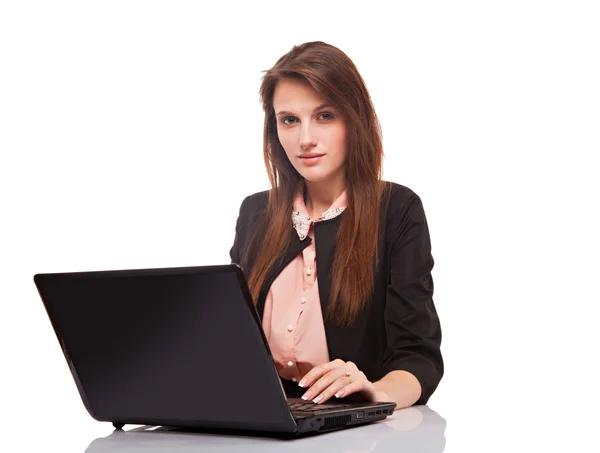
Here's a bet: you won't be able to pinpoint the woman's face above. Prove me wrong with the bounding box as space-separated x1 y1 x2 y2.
273 78 347 185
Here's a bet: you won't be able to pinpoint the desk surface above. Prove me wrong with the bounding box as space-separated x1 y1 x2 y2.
83 405 446 453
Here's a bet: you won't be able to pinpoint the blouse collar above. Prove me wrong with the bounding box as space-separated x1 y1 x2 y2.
291 180 348 240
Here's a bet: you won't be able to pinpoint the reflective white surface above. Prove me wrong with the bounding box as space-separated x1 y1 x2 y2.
84 406 446 453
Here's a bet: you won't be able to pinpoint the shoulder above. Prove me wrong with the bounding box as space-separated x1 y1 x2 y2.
381 180 424 213
380 180 430 241
235 189 270 221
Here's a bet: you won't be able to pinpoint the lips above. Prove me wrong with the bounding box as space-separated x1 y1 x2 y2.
299 154 324 166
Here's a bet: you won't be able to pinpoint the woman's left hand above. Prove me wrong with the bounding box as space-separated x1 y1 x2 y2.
298 359 389 404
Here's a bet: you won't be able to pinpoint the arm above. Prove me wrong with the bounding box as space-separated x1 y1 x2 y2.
229 195 249 265
229 214 241 265
372 370 422 409
379 193 443 407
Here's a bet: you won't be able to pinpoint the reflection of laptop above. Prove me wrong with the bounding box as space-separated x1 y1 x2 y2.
84 406 447 452
34 264 396 437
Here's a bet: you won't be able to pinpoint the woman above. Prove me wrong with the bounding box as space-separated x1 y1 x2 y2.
229 41 443 410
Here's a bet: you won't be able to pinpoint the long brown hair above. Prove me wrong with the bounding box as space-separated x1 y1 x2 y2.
242 41 390 327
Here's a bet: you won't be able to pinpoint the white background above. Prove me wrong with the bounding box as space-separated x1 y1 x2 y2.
1 1 598 451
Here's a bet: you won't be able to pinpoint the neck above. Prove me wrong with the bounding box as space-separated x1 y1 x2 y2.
303 174 347 219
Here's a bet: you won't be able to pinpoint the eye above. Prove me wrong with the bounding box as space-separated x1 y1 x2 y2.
280 112 334 125
319 112 334 120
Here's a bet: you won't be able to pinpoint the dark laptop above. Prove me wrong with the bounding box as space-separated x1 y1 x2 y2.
34 264 396 437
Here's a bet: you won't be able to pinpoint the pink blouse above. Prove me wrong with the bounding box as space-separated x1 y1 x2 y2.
261 182 348 383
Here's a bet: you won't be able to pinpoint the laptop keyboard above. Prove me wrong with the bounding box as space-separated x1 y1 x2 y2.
289 401 354 413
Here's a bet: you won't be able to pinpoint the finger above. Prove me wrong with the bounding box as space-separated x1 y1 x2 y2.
298 359 345 388
301 369 345 401
313 374 362 404
334 381 361 400
334 371 369 400
304 366 362 403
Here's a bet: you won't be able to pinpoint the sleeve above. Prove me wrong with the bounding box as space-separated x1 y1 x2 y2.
229 198 244 265
229 217 241 265
382 193 443 405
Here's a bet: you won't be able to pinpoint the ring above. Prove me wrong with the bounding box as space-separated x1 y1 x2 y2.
345 372 352 384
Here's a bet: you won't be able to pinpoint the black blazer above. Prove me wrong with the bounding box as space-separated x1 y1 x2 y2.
229 181 443 405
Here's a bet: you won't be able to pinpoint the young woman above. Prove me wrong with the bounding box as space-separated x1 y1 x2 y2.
229 41 443 410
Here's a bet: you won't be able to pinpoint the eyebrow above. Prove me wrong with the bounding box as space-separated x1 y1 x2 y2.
275 104 334 117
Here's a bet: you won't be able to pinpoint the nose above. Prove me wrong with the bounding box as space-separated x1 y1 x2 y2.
299 122 317 150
